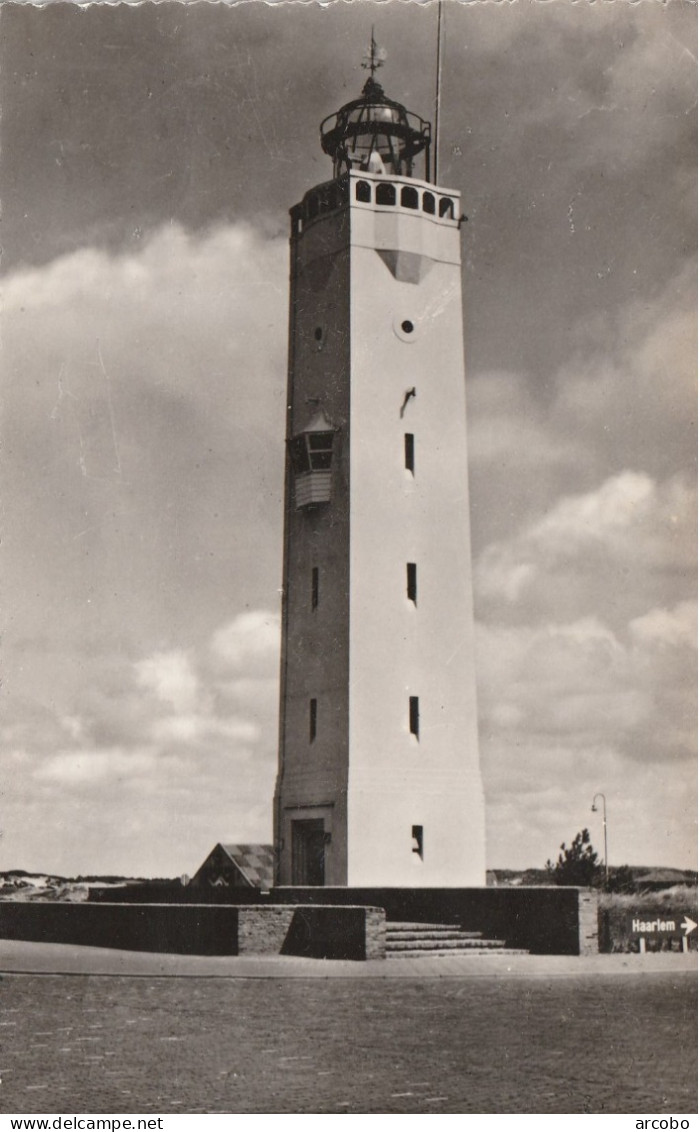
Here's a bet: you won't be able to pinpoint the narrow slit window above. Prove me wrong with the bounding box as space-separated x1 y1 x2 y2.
309 698 317 743
311 567 319 610
409 696 420 739
412 825 424 859
404 433 415 474
407 563 417 605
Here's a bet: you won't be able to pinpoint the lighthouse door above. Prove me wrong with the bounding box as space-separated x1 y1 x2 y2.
291 819 326 886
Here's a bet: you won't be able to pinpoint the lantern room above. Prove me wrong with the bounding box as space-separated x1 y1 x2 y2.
320 77 431 181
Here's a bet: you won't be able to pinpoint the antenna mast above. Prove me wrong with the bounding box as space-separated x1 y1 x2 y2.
434 0 444 184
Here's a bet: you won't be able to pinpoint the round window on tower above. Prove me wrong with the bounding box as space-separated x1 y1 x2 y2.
393 313 419 343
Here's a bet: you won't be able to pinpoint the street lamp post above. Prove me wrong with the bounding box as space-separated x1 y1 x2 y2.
591 793 609 888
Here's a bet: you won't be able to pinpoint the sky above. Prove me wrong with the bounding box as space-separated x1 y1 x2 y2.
2 0 696 877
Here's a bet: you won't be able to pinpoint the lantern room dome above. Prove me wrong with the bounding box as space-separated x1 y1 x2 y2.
320 77 431 181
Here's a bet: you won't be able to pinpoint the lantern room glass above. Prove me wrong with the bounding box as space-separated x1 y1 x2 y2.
320 78 431 182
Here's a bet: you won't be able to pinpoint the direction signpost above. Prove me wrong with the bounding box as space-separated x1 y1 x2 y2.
627 913 697 953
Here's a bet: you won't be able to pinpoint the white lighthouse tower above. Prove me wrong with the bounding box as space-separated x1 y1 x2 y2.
274 56 485 888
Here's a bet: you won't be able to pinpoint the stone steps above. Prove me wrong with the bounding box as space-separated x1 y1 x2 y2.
386 929 484 943
386 922 483 934
387 936 508 951
385 920 526 958
387 948 530 959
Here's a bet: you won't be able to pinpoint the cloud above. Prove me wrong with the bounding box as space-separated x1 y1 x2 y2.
598 18 698 172
148 714 260 747
467 371 586 472
1 606 282 876
475 470 696 625
484 736 697 872
34 747 179 787
2 217 293 875
551 266 697 484
477 603 697 869
122 609 279 763
467 254 695 871
3 221 290 870
478 610 696 759
524 472 691 569
630 601 697 651
467 261 696 555
4 221 288 665
135 650 200 713
210 610 281 676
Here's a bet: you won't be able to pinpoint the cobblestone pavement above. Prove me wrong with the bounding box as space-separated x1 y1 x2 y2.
0 973 696 1114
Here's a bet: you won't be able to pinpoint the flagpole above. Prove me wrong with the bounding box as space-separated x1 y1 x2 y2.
434 0 444 184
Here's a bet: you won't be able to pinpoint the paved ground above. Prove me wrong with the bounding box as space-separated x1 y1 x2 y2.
0 938 696 978
0 945 696 1114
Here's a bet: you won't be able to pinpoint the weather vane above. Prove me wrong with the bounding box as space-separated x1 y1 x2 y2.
362 28 387 79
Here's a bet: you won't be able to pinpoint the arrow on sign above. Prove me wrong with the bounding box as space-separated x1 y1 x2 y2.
682 916 697 936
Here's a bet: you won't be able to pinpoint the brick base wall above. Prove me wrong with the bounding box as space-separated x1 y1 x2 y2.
84 886 599 956
279 906 384 959
0 902 385 960
365 908 386 960
577 889 600 956
0 902 240 955
270 887 598 955
238 907 295 954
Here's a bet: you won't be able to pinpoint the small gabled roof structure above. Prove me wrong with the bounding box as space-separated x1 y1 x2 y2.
191 843 274 891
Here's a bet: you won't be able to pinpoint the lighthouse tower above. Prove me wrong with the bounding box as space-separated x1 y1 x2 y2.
274 61 486 888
